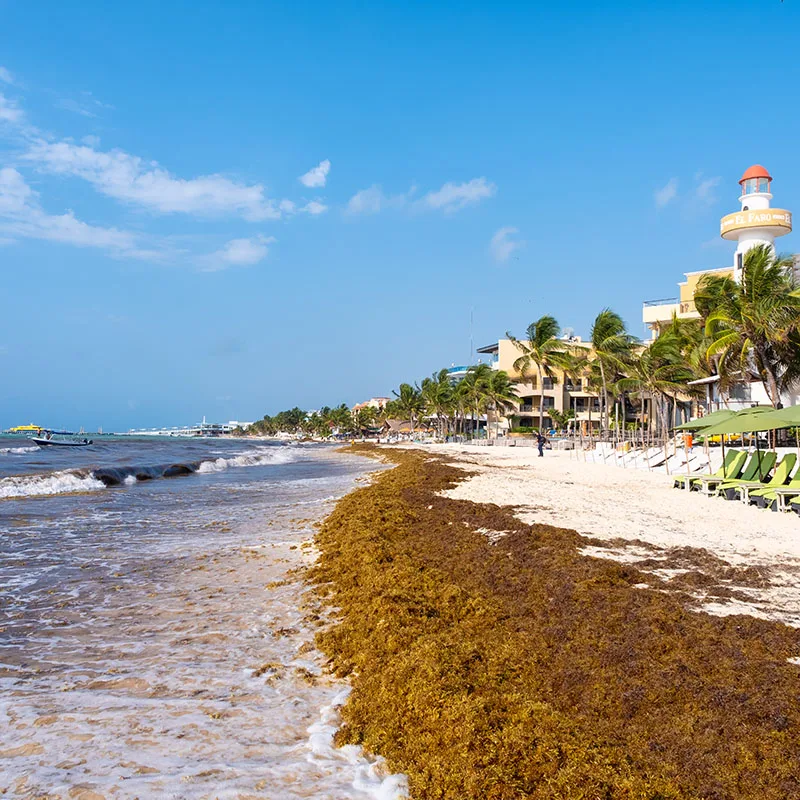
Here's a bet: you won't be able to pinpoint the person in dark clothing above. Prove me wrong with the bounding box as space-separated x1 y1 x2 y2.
536 431 546 457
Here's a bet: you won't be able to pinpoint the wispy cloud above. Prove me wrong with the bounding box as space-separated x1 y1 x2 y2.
299 159 330 188
24 140 283 221
0 67 13 85
694 175 721 206
654 177 678 208
55 98 96 118
346 177 495 217
0 166 148 256
199 234 275 271
490 226 523 263
346 185 395 215
0 93 23 124
418 177 496 213
302 200 327 215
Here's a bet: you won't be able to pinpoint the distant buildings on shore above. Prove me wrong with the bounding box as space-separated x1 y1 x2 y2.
122 417 253 437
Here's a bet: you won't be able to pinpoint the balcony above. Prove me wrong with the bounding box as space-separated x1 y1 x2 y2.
642 297 680 325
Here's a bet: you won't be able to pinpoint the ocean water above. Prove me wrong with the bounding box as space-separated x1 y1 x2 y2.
0 435 406 799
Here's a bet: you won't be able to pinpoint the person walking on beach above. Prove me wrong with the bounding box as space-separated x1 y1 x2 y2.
536 431 546 457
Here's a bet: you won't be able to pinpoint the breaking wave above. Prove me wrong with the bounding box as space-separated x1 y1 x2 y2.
0 447 297 499
0 445 38 455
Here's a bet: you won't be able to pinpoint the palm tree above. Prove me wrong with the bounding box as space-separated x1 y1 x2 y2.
616 332 697 444
695 244 800 407
420 369 454 439
588 309 635 433
392 382 425 433
459 364 493 437
481 370 520 438
507 315 570 432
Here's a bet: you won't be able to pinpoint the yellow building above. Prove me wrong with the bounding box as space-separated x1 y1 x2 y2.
642 265 733 337
477 338 601 431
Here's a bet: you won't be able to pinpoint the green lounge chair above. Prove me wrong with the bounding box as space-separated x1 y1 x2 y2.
755 469 800 511
697 450 776 497
729 454 797 505
673 449 741 491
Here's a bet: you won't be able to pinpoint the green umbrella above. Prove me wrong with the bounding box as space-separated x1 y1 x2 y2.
773 405 800 427
698 406 786 436
674 408 736 431
694 406 777 481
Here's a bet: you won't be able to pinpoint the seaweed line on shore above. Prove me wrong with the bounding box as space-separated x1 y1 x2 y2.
308 445 800 799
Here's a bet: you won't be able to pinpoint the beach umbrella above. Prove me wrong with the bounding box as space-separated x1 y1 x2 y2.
674 408 736 431
697 406 792 480
697 406 786 437
695 406 776 479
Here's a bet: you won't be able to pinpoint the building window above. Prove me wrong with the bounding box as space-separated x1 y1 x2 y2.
743 178 757 194
542 397 555 409
543 377 554 390
737 252 743 271
758 177 769 192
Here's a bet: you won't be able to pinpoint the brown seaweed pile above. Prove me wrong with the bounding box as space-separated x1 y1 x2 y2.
310 447 800 799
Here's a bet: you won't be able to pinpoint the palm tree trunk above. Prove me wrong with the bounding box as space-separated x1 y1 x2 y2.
599 360 608 436
538 366 545 433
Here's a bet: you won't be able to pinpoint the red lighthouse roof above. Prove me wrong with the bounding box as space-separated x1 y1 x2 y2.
739 164 772 184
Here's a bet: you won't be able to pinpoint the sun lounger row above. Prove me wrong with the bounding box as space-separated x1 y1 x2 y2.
673 449 800 512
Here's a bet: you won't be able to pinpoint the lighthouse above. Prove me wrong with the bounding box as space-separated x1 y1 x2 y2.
720 164 792 282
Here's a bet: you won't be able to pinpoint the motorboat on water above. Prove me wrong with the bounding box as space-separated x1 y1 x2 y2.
31 436 93 448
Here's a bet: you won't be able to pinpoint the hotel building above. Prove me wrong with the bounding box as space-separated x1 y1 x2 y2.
475 337 601 432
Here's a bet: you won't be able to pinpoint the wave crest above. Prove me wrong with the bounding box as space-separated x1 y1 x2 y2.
0 446 297 499
0 470 105 499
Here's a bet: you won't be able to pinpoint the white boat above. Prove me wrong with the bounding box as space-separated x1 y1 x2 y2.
31 437 93 448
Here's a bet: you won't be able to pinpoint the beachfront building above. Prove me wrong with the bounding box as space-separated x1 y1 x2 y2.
643 164 797 410
476 338 601 433
351 397 390 412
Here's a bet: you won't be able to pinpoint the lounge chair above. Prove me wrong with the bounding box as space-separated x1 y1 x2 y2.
707 451 777 499
728 454 797 504
673 449 742 491
751 462 800 510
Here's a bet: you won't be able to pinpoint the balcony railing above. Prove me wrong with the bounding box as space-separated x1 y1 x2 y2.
643 297 678 307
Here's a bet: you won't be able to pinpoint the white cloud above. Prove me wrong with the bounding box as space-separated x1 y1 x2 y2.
694 175 721 205
346 177 495 217
654 178 678 208
490 226 523 263
56 98 96 118
81 135 100 147
23 140 282 221
0 93 23 124
0 67 13 85
200 234 275 271
302 200 328 215
0 166 145 255
279 199 297 214
418 177 496 213
299 159 330 188
346 185 390 215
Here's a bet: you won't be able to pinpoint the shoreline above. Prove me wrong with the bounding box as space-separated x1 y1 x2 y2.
313 444 800 799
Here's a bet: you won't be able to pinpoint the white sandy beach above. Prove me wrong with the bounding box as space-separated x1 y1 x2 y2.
416 443 800 628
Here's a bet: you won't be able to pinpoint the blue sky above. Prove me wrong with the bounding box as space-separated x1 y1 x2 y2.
1 0 799 431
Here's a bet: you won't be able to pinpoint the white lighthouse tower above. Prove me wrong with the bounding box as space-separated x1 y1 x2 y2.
720 164 792 282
